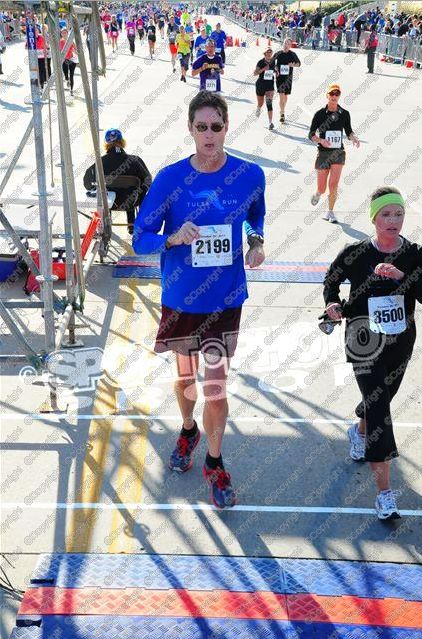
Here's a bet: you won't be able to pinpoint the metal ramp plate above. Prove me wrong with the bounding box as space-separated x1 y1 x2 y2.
29 554 422 600
282 558 422 600
29 553 284 592
10 617 305 638
9 554 422 639
9 618 422 639
112 257 333 283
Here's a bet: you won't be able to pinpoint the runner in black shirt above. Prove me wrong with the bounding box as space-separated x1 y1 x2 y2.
146 19 156 58
309 83 360 223
158 14 165 38
272 38 300 123
254 47 276 130
323 186 422 519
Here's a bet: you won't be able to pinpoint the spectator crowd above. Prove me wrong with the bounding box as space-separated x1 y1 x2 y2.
221 3 421 47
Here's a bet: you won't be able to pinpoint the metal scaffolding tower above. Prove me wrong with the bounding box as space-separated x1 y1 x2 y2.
0 0 111 407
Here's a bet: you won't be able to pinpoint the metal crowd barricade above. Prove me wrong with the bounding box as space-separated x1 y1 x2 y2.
221 11 422 67
0 18 21 40
376 33 422 66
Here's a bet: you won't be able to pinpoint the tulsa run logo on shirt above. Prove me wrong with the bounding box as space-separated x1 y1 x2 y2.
187 189 239 212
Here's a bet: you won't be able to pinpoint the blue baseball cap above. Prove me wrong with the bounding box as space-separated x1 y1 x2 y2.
104 128 123 143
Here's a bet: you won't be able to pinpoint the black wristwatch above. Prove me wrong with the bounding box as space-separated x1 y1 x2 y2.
247 233 264 248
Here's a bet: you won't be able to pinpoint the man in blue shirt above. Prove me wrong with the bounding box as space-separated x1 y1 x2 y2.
192 39 224 93
211 22 226 63
194 26 208 57
133 92 265 509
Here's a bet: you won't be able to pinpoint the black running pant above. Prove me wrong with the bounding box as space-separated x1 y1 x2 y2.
128 35 135 54
62 60 76 91
353 339 414 462
355 21 363 44
367 50 375 73
37 57 50 88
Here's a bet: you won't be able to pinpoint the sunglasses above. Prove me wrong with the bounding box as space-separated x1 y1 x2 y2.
194 122 225 133
329 91 341 96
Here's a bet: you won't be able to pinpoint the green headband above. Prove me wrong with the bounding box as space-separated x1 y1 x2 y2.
369 193 405 224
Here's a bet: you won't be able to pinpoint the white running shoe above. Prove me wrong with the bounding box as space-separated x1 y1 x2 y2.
255 107 261 118
375 489 401 520
322 211 338 223
311 192 321 206
347 424 365 461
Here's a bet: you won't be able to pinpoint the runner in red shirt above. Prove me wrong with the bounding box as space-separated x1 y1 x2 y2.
136 15 144 42
195 16 204 33
102 11 112 44
59 28 77 95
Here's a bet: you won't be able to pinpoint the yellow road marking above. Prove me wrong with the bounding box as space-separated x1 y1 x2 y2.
66 239 133 552
107 280 159 553
65 379 116 552
67 235 161 552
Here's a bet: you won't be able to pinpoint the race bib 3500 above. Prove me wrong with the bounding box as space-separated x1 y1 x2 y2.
368 295 406 335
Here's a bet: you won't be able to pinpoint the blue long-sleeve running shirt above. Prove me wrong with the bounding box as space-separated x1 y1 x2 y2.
133 154 266 313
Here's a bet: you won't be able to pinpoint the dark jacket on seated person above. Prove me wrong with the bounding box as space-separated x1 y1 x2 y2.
83 147 152 212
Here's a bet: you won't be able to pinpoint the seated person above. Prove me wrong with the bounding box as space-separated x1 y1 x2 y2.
84 129 152 234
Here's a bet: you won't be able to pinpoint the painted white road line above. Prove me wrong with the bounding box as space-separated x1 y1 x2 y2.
1 502 422 516
3 414 422 428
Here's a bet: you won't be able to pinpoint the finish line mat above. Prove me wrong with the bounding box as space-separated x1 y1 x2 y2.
112 257 331 283
10 554 422 638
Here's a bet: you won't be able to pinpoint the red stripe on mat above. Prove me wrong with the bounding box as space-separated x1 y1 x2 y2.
19 588 422 627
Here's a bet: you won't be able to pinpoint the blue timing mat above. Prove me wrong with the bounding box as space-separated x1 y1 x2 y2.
113 256 331 283
10 554 422 638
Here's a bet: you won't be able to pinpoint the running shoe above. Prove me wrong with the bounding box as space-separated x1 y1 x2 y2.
347 424 365 461
322 211 338 223
311 192 321 206
375 489 401 520
280 113 285 123
168 425 200 473
255 107 261 118
269 123 275 130
203 462 237 509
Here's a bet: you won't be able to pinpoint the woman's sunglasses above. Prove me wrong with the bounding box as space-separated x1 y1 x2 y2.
329 91 341 96
194 123 225 133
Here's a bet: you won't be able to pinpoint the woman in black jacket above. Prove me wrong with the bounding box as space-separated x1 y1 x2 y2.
323 186 422 520
83 129 151 235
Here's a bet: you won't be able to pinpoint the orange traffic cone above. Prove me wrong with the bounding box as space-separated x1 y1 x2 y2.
256 37 260 46
235 37 239 47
